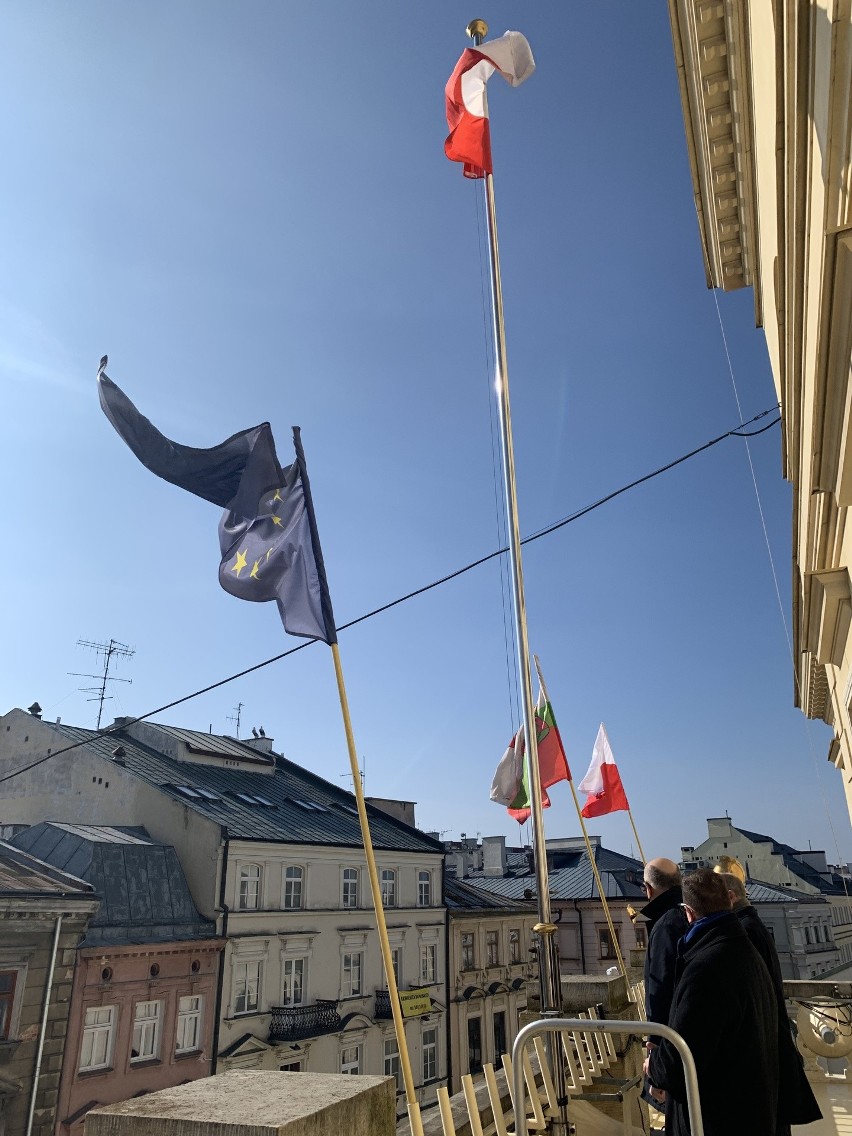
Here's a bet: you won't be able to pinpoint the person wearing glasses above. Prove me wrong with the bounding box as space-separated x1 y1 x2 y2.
645 869 779 1136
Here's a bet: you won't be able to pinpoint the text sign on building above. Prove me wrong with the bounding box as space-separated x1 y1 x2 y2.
399 988 431 1018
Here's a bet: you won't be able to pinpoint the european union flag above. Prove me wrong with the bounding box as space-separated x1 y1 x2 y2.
98 357 336 644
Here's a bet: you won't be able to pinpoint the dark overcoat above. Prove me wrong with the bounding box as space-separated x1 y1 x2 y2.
641 884 689 1026
648 912 779 1136
736 904 822 1130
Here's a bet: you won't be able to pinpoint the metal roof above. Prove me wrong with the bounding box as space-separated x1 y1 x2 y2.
0 840 94 898
47 721 443 854
745 879 826 904
11 822 216 946
444 874 536 913
466 844 645 902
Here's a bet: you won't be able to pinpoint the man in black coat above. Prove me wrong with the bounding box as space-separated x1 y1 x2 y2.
720 873 821 1132
641 858 690 1031
646 869 779 1136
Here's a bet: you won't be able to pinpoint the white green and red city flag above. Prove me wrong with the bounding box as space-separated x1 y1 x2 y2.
490 690 570 824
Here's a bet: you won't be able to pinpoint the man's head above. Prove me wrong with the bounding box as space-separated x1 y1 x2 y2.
642 857 681 900
681 868 733 924
718 871 748 909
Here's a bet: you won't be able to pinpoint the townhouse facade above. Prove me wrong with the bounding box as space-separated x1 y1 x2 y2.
0 707 448 1113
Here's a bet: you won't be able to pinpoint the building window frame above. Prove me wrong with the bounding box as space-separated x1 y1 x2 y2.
342 951 364 998
238 863 262 911
283 865 304 911
417 870 432 907
420 943 437 985
597 925 620 961
342 867 359 909
234 959 262 1015
340 1043 361 1075
79 1004 116 1072
175 995 203 1054
486 930 500 967
461 932 476 971
384 1036 401 1092
283 957 307 1006
381 869 397 908
422 1025 438 1082
131 1000 162 1063
509 928 521 964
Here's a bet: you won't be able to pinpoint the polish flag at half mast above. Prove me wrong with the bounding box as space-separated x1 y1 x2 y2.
444 30 535 179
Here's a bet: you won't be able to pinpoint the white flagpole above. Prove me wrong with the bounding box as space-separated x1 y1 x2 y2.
465 18 569 1133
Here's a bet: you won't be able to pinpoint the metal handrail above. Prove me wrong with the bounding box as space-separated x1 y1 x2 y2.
511 1017 704 1136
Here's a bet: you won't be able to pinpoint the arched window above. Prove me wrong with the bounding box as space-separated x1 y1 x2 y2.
342 867 359 908
381 869 396 907
283 866 303 910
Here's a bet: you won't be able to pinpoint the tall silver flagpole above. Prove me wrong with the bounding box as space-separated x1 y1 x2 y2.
466 19 569 1133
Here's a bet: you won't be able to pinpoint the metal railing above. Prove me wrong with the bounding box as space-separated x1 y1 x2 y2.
268 999 342 1042
512 1018 703 1136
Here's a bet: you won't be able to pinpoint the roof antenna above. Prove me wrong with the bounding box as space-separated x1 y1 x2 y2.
70 638 135 728
227 702 244 739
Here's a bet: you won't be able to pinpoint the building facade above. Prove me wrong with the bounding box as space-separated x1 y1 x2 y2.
0 708 447 1114
8 823 222 1136
0 842 98 1136
443 875 536 1094
667 1 852 822
682 816 846 976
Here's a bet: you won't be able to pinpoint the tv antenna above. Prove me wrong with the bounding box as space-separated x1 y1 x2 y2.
227 702 244 739
70 638 135 729
340 755 366 790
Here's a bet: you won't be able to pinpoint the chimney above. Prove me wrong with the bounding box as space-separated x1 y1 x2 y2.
27 702 42 719
243 735 274 755
482 835 507 877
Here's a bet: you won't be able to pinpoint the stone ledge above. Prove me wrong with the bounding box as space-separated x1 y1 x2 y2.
84 1070 396 1136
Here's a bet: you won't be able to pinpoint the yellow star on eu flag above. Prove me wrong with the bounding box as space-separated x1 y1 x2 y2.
250 559 261 580
231 549 248 577
271 514 283 527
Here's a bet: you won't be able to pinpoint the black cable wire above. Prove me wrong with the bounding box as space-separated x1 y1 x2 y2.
0 404 781 785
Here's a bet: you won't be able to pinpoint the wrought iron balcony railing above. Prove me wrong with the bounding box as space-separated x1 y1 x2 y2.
268 1000 342 1043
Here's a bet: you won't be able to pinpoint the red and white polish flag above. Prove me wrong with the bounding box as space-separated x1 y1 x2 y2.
578 723 630 819
444 30 535 179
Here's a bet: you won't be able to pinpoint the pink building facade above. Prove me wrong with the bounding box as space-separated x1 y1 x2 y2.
58 938 222 1135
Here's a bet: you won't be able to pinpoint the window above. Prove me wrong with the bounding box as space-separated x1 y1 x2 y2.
805 926 812 945
389 947 403 988
175 995 203 1054
280 1060 302 1072
234 960 261 1014
342 868 359 909
598 927 620 960
340 1044 361 1074
418 871 432 907
381 869 397 907
509 929 521 964
422 1027 437 1082
80 1005 116 1072
384 1037 401 1091
0 972 17 1040
420 943 436 984
283 958 305 1006
283 866 303 910
486 930 500 966
131 1000 161 1062
238 864 261 910
461 932 476 970
635 924 647 949
342 952 363 997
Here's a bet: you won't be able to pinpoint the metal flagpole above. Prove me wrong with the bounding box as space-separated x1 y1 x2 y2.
533 657 628 977
466 19 569 1134
330 642 425 1136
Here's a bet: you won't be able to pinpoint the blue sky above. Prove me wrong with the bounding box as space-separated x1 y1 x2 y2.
2 2 848 864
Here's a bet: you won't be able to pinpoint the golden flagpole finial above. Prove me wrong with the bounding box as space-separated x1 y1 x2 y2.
466 18 488 41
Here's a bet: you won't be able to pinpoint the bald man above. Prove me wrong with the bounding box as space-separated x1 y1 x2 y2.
641 858 689 1034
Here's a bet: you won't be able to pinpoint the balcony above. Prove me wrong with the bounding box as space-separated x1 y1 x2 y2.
268 1000 342 1043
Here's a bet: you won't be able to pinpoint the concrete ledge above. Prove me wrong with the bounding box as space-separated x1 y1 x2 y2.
84 1071 396 1136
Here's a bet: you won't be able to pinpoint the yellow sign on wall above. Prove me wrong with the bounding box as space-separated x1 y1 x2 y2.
399 988 432 1018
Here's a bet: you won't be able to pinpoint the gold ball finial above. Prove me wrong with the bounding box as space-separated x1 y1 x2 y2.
466 19 488 41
